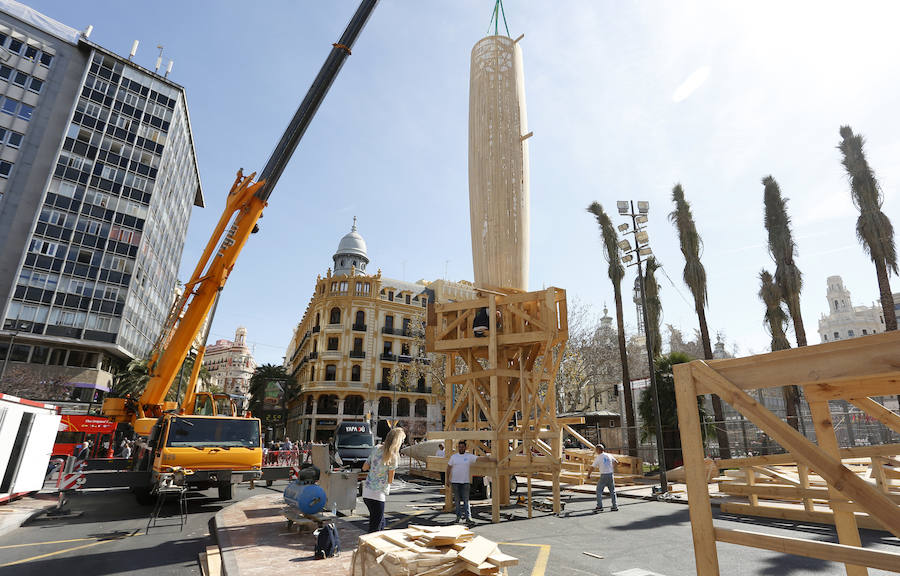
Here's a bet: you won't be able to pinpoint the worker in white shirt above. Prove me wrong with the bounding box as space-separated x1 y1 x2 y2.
446 440 494 524
435 443 445 484
586 443 618 512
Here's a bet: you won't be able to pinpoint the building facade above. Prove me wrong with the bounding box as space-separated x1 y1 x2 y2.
817 275 886 342
284 221 460 442
0 3 201 400
202 326 256 400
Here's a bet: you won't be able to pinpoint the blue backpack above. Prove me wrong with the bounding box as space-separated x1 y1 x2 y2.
315 523 340 559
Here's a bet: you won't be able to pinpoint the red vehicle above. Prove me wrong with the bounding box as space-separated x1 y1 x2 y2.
53 415 118 458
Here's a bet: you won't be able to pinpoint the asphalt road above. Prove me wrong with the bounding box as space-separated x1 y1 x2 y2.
0 481 277 576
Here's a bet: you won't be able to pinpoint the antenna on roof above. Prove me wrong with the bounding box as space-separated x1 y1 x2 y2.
155 44 163 73
83 25 93 39
129 40 138 61
165 60 173 78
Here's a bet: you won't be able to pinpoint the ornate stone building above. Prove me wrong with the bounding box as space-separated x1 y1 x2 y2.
202 326 256 400
284 221 465 442
817 275 886 342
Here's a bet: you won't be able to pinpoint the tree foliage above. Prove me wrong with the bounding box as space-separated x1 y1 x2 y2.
758 269 791 351
248 363 290 417
643 256 663 359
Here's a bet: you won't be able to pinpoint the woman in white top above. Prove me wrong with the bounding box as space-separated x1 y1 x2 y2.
361 427 405 533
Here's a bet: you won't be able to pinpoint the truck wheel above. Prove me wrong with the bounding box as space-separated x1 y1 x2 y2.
134 487 154 506
218 482 233 501
509 475 519 495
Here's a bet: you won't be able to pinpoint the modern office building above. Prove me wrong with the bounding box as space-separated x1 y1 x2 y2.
284 220 467 442
0 2 202 399
817 275 885 342
202 326 256 400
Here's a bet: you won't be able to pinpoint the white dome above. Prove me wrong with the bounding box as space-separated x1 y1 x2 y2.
336 229 367 258
333 217 369 276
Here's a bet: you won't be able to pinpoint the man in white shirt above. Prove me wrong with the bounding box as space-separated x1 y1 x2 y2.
435 443 445 484
446 440 494 524
586 443 618 512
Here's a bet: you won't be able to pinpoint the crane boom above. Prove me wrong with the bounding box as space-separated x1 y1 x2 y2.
103 0 380 429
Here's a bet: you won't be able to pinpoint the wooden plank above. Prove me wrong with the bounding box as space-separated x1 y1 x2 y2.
688 330 900 396
198 552 209 576
850 397 900 435
804 377 900 402
459 536 498 567
720 501 889 532
798 463 815 512
673 362 719 576
691 360 900 540
717 443 900 469
205 545 221 576
715 528 900 573
486 550 519 567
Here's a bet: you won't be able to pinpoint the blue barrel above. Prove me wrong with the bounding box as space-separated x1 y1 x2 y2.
284 480 327 515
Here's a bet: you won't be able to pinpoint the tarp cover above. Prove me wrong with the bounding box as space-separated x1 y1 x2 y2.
0 0 80 45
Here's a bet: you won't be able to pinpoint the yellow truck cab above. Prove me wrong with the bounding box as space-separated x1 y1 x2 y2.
135 414 262 502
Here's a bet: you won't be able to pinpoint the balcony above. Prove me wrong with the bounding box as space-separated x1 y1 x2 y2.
381 326 395 335
321 350 341 359
352 323 367 332
312 325 321 333
308 351 318 360
416 386 433 394
398 354 412 364
325 323 343 332
349 350 366 359
378 382 394 391
380 353 397 362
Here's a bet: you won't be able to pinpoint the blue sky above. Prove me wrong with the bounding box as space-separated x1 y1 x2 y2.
25 1 900 364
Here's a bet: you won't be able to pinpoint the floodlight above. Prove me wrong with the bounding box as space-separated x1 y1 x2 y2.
621 254 634 264
616 201 629 215
617 223 630 233
635 230 649 245
617 239 632 252
635 214 648 225
639 246 653 257
637 201 650 214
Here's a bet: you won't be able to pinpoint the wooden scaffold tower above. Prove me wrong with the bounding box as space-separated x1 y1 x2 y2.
425 286 568 523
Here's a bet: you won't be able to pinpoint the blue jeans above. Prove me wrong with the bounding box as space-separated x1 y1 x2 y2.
596 473 617 509
452 482 471 520
363 497 386 533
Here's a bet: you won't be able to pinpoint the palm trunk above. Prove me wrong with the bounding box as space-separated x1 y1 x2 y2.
783 293 806 432
614 284 638 457
875 258 898 331
697 305 731 459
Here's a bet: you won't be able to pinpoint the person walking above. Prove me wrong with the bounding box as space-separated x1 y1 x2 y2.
586 444 618 512
362 427 405 533
435 443 445 485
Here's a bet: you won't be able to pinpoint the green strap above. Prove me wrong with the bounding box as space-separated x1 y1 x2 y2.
486 0 511 38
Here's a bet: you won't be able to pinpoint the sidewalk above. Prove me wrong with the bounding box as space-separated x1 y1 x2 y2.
0 493 58 538
214 493 364 576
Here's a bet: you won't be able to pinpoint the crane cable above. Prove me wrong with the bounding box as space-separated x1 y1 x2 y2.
487 0 511 37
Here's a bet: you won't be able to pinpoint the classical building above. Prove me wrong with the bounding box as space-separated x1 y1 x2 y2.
817 275 885 342
284 221 468 442
202 326 256 400
0 3 201 402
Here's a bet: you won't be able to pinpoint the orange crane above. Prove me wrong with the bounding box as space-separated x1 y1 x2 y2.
100 0 379 502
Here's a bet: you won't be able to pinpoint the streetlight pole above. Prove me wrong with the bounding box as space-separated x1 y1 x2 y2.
617 200 668 495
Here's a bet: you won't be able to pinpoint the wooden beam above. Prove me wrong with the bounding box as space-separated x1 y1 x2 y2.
673 363 719 576
849 397 900 435
691 361 900 540
804 377 900 402
718 443 900 469
714 528 900 572
687 330 900 396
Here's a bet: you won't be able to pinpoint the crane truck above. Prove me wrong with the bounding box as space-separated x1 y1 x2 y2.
99 0 379 503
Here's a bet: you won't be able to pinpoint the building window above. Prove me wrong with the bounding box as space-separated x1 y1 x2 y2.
315 313 320 327
8 39 22 54
388 291 394 301
823 334 828 341
327 337 339 351
353 338 363 353
405 294 411 304
325 365 336 381
355 310 365 326
383 341 392 355
382 367 391 384
351 365 361 382
17 103 33 121
0 160 12 178
848 329 855 337
1 98 17 116
384 315 394 331
40 52 53 67
310 366 315 381
833 332 840 340
329 307 341 324
27 77 42 93
862 329 868 335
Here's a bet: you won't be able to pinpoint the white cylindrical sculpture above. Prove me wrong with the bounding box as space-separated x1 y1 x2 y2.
468 35 530 292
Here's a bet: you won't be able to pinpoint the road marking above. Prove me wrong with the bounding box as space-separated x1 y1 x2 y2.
0 531 142 567
499 542 551 576
612 569 668 576
0 536 95 549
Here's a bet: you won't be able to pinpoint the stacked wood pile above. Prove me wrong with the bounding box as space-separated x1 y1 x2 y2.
350 525 517 576
533 449 645 486
714 445 900 531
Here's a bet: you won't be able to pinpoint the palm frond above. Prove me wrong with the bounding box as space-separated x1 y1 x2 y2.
668 183 708 309
587 202 625 284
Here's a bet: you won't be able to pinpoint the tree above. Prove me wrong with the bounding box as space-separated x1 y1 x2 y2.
666 325 703 359
838 126 898 331
643 256 662 360
110 356 150 398
669 183 731 458
1 364 72 401
587 202 638 456
637 351 709 470
762 175 803 430
248 363 290 418
758 270 791 352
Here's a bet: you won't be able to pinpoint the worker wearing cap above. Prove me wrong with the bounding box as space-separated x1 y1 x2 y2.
586 444 618 512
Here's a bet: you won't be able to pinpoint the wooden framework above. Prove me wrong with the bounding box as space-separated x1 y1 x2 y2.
424 287 568 523
673 330 900 575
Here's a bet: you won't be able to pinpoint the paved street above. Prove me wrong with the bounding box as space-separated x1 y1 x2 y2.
2 476 899 576
0 482 275 576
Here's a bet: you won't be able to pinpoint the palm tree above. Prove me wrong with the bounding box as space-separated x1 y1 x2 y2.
110 356 150 398
758 269 800 432
838 126 898 331
762 175 803 430
249 363 290 418
587 202 637 456
643 256 662 359
669 183 731 459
